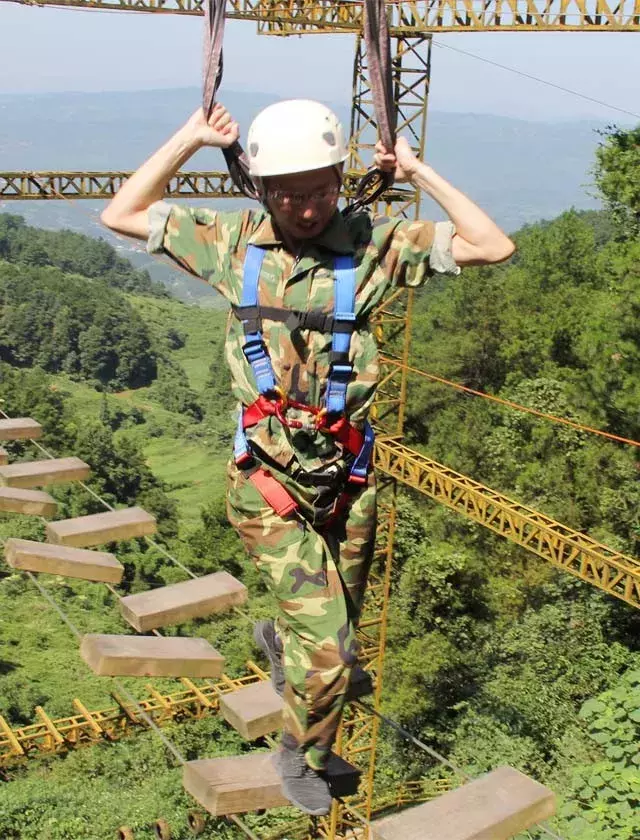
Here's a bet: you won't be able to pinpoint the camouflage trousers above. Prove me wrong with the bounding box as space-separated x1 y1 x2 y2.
226 459 377 771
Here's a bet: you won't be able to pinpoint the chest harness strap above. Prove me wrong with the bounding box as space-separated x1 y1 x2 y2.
232 245 375 516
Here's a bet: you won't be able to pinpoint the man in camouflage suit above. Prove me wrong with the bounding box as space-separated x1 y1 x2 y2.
102 99 514 816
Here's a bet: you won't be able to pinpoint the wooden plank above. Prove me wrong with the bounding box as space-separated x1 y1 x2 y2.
46 506 156 547
119 571 248 632
219 680 284 740
0 447 8 466
183 751 360 816
4 538 124 583
0 418 42 441
0 487 57 517
0 456 90 488
370 766 556 840
80 634 225 678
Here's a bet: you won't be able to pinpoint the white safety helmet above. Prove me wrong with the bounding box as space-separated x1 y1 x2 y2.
247 99 349 178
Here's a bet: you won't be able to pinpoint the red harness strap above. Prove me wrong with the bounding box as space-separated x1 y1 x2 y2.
242 395 365 458
247 468 298 518
239 395 369 520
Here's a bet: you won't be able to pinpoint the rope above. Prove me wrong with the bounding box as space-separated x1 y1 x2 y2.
385 359 640 449
432 40 640 122
202 0 259 200
356 700 565 840
23 571 188 764
2 407 568 837
0 407 206 579
345 0 397 215
0 411 262 836
356 699 471 781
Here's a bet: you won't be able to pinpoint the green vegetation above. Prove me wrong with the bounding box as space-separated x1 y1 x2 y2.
594 125 640 240
1 126 640 839
0 262 158 389
0 213 167 297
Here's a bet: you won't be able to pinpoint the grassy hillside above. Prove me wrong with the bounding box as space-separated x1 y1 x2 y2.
3 184 640 838
49 295 232 530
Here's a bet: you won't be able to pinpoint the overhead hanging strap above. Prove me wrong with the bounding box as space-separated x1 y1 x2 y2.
345 0 397 215
203 0 260 200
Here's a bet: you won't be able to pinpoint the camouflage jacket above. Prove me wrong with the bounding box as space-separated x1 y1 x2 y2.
148 202 459 474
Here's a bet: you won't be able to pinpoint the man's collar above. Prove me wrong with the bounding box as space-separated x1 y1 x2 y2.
248 211 355 255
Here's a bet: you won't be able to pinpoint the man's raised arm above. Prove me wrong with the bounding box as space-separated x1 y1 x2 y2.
375 137 515 266
101 104 239 241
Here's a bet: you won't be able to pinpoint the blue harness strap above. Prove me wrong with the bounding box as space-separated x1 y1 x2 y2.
236 244 374 486
233 408 251 465
240 245 277 396
325 254 357 415
349 419 375 483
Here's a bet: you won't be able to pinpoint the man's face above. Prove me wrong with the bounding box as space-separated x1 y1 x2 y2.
263 166 341 242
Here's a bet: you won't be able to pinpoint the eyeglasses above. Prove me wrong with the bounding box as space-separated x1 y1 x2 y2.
265 186 341 206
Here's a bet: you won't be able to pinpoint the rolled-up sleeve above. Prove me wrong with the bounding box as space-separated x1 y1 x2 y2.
430 221 461 277
379 217 461 289
147 200 173 256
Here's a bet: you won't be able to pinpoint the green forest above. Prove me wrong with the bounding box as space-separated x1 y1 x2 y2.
0 125 639 840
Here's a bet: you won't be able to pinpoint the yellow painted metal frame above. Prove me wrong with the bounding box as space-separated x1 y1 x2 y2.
0 670 265 766
0 170 415 201
374 435 640 609
10 0 640 32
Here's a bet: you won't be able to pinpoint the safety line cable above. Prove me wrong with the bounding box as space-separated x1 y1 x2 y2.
2 538 259 837
22 571 189 765
356 699 471 781
432 39 640 121
356 700 565 840
0 408 196 577
0 407 254 628
383 358 640 448
1 412 565 839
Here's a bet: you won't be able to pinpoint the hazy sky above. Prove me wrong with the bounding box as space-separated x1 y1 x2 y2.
0 2 638 122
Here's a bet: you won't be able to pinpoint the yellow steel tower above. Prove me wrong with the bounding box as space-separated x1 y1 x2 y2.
1 3 639 839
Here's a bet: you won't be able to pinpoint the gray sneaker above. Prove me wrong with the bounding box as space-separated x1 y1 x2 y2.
253 620 285 696
273 747 332 816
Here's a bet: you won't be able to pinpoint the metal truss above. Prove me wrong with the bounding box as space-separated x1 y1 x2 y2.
374 435 640 609
0 170 241 200
9 0 640 33
0 169 415 203
0 669 266 766
310 36 432 838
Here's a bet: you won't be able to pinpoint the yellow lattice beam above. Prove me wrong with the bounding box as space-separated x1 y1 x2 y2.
0 169 413 202
9 0 640 32
0 671 264 767
0 170 240 200
374 435 640 609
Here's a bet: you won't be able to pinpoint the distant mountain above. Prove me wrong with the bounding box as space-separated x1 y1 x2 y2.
0 88 604 303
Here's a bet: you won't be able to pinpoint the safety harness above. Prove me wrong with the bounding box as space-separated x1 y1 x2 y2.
232 244 375 520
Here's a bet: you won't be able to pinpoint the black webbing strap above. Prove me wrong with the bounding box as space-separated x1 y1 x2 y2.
203 0 260 200
203 0 396 209
232 304 357 336
344 0 397 215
